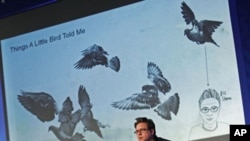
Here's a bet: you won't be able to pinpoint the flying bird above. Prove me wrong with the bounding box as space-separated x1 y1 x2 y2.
154 93 180 120
57 97 74 123
111 85 180 120
49 126 86 141
17 90 90 141
112 62 179 120
74 44 120 72
49 97 85 141
147 62 171 94
17 91 58 122
111 85 160 110
181 1 222 47
78 85 105 138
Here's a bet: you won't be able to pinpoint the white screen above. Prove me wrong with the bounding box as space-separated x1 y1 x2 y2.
0 0 245 141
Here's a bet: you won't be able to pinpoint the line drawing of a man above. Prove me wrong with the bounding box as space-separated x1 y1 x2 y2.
188 88 229 140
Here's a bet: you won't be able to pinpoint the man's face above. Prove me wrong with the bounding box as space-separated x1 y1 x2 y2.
199 98 220 125
135 122 154 141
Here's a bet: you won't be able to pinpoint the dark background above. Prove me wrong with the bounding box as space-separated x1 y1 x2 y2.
0 0 58 18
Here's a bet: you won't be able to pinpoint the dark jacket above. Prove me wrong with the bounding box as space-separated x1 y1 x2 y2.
155 136 170 141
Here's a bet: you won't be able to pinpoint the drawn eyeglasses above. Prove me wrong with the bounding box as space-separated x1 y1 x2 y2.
200 106 219 113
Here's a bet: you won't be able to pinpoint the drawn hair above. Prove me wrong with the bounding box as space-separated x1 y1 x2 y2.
199 88 221 107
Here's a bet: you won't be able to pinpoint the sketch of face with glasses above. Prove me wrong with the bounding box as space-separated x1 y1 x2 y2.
199 98 220 126
189 89 229 140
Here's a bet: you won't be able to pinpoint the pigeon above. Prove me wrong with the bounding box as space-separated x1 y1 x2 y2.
49 97 84 141
78 85 104 138
49 125 85 141
154 93 180 120
111 85 180 120
111 85 160 110
147 62 171 94
49 116 85 141
58 97 74 123
17 90 88 141
111 62 179 120
17 90 58 122
74 44 120 72
181 1 222 47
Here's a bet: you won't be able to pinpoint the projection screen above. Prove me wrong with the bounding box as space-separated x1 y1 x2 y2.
0 0 246 141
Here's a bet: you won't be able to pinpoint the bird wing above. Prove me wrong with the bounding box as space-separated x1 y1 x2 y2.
181 1 196 25
78 85 92 116
108 56 120 72
58 110 81 137
71 109 82 124
58 97 74 123
78 85 102 137
154 93 180 120
17 93 38 117
147 62 171 94
18 91 58 122
147 62 164 77
74 53 108 69
111 90 160 110
200 20 223 36
81 113 103 138
71 132 86 141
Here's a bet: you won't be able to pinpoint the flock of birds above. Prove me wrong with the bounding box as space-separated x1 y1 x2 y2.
18 85 109 141
17 1 222 141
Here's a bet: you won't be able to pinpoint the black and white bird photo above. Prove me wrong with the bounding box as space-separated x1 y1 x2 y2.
48 97 85 141
78 85 109 139
111 62 180 120
181 1 222 47
74 44 120 72
147 62 171 94
4 1 240 141
180 1 223 86
17 91 58 122
111 84 160 110
17 85 109 141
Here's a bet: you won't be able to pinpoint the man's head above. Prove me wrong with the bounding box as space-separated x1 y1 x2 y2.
134 117 156 141
198 88 221 125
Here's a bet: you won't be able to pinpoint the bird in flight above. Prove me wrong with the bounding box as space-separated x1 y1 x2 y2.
111 84 160 110
111 62 179 120
49 97 85 141
18 91 86 141
147 62 171 94
17 91 58 122
74 44 120 72
181 1 222 47
78 85 109 138
154 93 180 120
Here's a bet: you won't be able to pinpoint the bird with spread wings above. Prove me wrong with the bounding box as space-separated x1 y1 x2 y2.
111 62 180 120
181 1 222 47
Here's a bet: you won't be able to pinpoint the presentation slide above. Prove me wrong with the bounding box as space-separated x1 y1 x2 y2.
0 0 246 141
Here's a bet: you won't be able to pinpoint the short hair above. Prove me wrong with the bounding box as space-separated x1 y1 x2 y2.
199 88 221 108
134 117 156 135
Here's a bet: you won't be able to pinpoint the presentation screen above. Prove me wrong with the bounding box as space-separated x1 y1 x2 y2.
0 0 248 141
